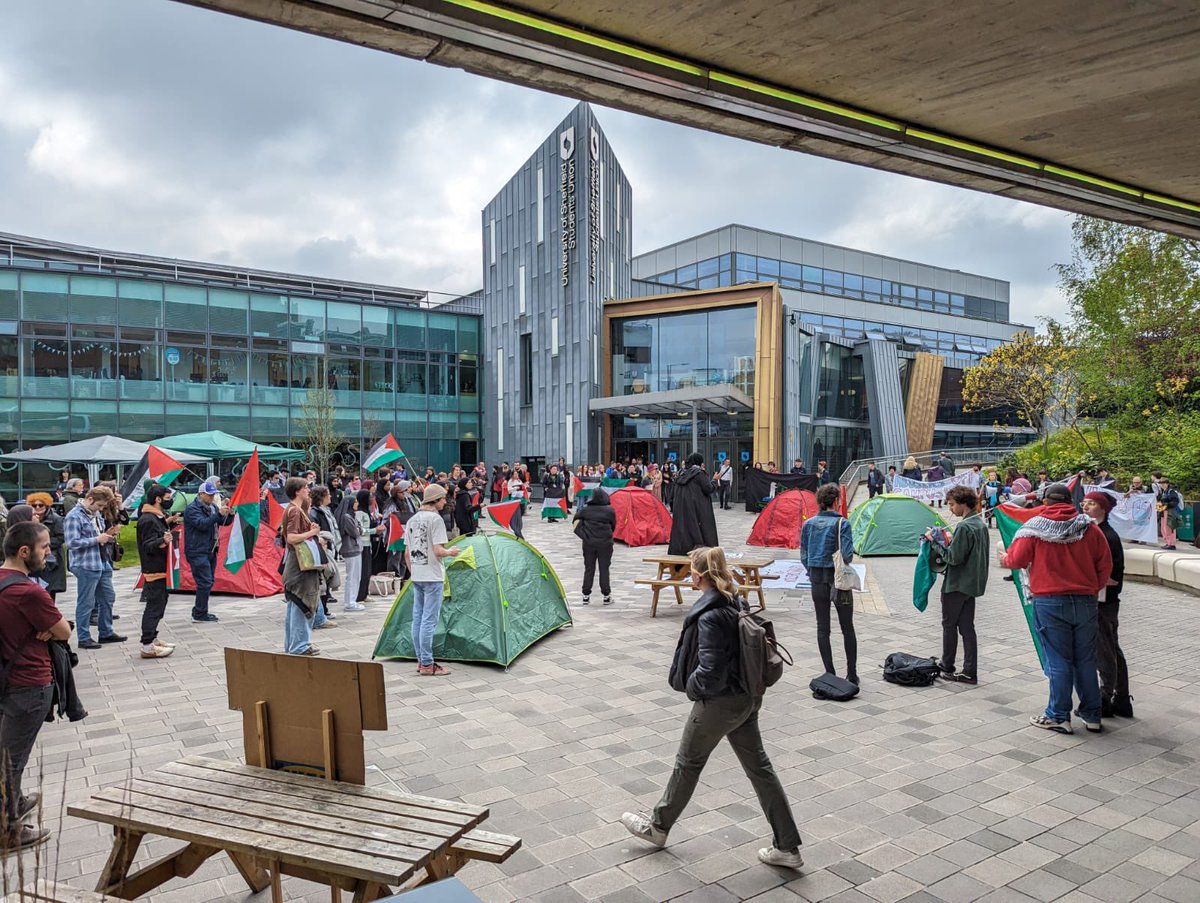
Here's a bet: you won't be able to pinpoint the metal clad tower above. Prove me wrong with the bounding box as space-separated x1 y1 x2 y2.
481 103 632 467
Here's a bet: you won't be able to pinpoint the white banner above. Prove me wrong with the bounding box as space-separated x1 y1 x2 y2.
1084 485 1158 544
890 472 975 503
756 560 867 591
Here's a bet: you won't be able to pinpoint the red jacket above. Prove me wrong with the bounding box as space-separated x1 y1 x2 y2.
1002 504 1112 597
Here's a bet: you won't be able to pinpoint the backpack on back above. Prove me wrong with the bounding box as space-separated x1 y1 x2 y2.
882 652 941 687
737 608 793 696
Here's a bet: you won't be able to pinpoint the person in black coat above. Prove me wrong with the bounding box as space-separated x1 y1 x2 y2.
667 454 719 556
620 547 803 868
454 478 477 537
573 487 616 605
27 495 66 600
1082 492 1132 719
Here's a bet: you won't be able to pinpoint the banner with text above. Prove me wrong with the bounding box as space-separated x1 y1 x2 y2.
890 472 976 503
1084 484 1158 545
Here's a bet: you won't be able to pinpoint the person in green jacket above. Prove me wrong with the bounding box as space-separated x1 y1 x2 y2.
927 485 990 684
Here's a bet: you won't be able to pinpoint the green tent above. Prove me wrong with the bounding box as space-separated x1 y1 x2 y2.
151 430 306 462
372 533 572 667
849 494 948 556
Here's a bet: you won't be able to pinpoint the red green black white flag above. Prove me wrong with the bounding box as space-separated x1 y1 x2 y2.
119 446 187 510
487 500 521 531
386 513 406 552
224 449 262 576
363 434 405 473
992 503 1046 669
165 535 181 591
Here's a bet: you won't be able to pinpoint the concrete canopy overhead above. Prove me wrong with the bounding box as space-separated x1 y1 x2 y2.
175 0 1200 237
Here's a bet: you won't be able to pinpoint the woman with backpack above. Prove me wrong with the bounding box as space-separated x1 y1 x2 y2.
800 483 858 685
620 546 804 870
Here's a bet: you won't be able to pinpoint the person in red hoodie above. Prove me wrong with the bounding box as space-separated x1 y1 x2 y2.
1000 483 1112 735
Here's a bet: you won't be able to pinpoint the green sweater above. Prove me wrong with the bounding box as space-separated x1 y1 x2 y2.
933 513 990 598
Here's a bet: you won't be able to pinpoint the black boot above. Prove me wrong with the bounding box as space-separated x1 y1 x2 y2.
1101 696 1115 719
1111 695 1134 718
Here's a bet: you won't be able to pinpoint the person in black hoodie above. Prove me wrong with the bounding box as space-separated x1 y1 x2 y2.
666 454 719 556
620 547 803 870
573 487 616 605
135 484 179 660
454 478 477 537
1082 492 1132 718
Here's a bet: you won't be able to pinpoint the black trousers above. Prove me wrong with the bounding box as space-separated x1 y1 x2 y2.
941 591 977 678
811 570 857 679
0 685 52 827
139 579 169 646
868 484 881 498
1097 599 1129 700
357 548 372 602
582 542 613 597
718 482 731 509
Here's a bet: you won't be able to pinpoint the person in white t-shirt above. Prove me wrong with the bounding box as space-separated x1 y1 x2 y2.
404 484 460 676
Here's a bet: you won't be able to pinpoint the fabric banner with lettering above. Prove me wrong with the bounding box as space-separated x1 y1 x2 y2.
1084 484 1158 544
890 472 976 503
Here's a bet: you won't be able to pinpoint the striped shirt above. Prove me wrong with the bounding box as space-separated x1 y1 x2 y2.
64 505 109 572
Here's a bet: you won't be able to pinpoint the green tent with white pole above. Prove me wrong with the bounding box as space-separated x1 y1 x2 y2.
849 494 949 556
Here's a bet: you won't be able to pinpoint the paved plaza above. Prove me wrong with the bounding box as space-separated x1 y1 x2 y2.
19 504 1200 902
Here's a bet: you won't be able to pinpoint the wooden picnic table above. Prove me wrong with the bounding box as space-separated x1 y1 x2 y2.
637 554 778 616
67 755 519 902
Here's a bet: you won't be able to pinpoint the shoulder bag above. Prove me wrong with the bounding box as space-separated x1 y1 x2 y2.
833 517 858 592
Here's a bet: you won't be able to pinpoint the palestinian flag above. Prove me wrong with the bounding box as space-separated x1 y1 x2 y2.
165 535 181 590
224 449 262 576
992 503 1047 669
487 500 521 531
386 513 406 553
265 493 286 534
542 496 569 520
363 434 405 473
119 447 187 510
571 474 584 496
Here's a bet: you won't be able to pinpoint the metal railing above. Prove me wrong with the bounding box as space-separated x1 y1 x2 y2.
838 443 1026 500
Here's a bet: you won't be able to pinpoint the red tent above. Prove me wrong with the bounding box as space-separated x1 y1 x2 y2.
177 522 284 598
610 487 673 546
747 490 819 549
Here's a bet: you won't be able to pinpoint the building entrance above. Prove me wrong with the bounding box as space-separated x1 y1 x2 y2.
613 437 753 503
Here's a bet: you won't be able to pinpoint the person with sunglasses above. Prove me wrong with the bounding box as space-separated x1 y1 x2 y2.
24 494 65 603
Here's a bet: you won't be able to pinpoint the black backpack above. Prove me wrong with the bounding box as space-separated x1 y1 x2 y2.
883 652 941 687
810 672 859 701
737 608 793 696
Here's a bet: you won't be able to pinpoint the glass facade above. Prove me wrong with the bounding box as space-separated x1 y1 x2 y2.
612 305 757 396
0 263 482 498
645 252 1010 321
796 312 1006 365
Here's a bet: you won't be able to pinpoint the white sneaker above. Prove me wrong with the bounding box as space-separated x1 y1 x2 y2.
345 602 366 612
581 596 591 605
758 847 804 869
620 812 666 848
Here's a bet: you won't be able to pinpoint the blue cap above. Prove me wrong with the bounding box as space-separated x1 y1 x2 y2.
200 480 219 495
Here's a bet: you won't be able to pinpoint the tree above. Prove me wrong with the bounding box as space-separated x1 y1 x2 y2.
297 385 345 484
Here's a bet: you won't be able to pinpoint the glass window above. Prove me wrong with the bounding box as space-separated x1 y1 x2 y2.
209 404 250 438
657 311 707 391
361 305 389 346
676 263 697 284
70 327 116 400
68 276 118 325
719 271 733 287
844 274 862 291
327 354 361 406
0 335 16 397
363 349 394 409
326 302 360 341
519 332 533 404
698 275 719 289
394 309 426 350
209 290 249 336
735 253 756 272
165 402 209 436
950 293 965 313
397 409 427 439
117 330 163 399
427 314 457 353
164 284 208 332
22 399 70 441
707 306 756 396
22 336 69 397
781 261 802 281
118 401 165 440
697 256 720 277
251 405 290 442
21 273 69 322
458 356 478 403
118 280 163 328
249 293 289 339
0 272 16 320
249 343 290 405
397 359 427 408
166 347 210 402
457 316 479 354
615 317 657 395
735 270 757 284
459 413 479 440
823 270 843 288
72 399 118 436
209 350 248 403
757 257 779 277
290 298 325 342
429 411 458 440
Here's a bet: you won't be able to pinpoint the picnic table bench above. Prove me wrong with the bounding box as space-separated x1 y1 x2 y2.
637 554 778 616
67 755 520 902
4 882 109 902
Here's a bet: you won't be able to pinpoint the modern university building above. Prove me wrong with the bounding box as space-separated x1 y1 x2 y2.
2 101 1028 497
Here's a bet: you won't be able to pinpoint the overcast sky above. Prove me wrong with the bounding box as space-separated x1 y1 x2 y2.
0 0 1074 325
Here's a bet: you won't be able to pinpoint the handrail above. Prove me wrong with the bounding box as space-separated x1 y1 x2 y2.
838 443 1024 500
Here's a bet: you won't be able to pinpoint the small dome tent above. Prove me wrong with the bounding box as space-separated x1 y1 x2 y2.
747 490 819 549
849 494 949 556
609 487 673 546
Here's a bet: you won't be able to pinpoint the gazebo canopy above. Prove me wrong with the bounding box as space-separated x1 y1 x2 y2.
0 435 207 466
151 430 306 462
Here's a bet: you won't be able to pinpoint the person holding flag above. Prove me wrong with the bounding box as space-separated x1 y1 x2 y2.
135 484 180 659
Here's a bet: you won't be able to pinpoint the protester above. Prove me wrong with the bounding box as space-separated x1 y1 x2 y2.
1000 483 1112 734
789 459 806 475
282 478 326 656
667 454 719 556
505 472 527 540
60 478 84 515
26 494 65 602
65 487 123 650
454 478 477 536
135 484 179 659
800 484 857 685
982 469 1003 512
53 470 71 500
335 493 365 612
353 489 377 604
621 546 803 869
929 486 988 684
405 484 460 676
0 521 71 849
1094 468 1115 490
309 485 342 621
541 464 567 522
865 463 884 498
885 465 897 492
649 465 663 503
817 461 835 485
716 457 734 510
937 450 955 476
901 457 922 481
1081 491 1132 719
490 465 505 503
183 481 231 623
573 487 615 606
1157 477 1184 551
925 461 945 507
662 458 678 509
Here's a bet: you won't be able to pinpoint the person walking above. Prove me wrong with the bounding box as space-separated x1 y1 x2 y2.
865 463 884 499
0 521 71 849
135 484 179 660
620 546 804 869
1082 492 1132 718
282 478 324 656
573 487 615 606
667 454 719 556
800 484 857 684
1157 477 1184 550
716 458 734 510
404 484 460 676
928 486 988 684
183 481 231 623
64 487 124 650
25 494 65 602
1000 483 1112 734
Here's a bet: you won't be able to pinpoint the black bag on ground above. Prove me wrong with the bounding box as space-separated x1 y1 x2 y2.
737 607 793 696
883 652 941 687
810 672 859 701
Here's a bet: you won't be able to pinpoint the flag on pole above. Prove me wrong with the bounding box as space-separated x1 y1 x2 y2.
386 513 406 553
265 493 286 534
165 535 181 591
363 434 405 473
992 503 1046 668
119 447 187 510
487 500 521 531
571 474 584 495
224 449 262 575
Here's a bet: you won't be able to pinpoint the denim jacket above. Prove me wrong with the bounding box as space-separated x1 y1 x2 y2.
800 511 854 570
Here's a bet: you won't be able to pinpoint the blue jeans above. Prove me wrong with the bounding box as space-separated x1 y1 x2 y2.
74 566 115 643
283 599 314 654
411 581 444 667
1033 594 1102 723
188 553 216 618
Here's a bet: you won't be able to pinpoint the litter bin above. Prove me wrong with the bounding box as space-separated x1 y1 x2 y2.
1185 502 1199 547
